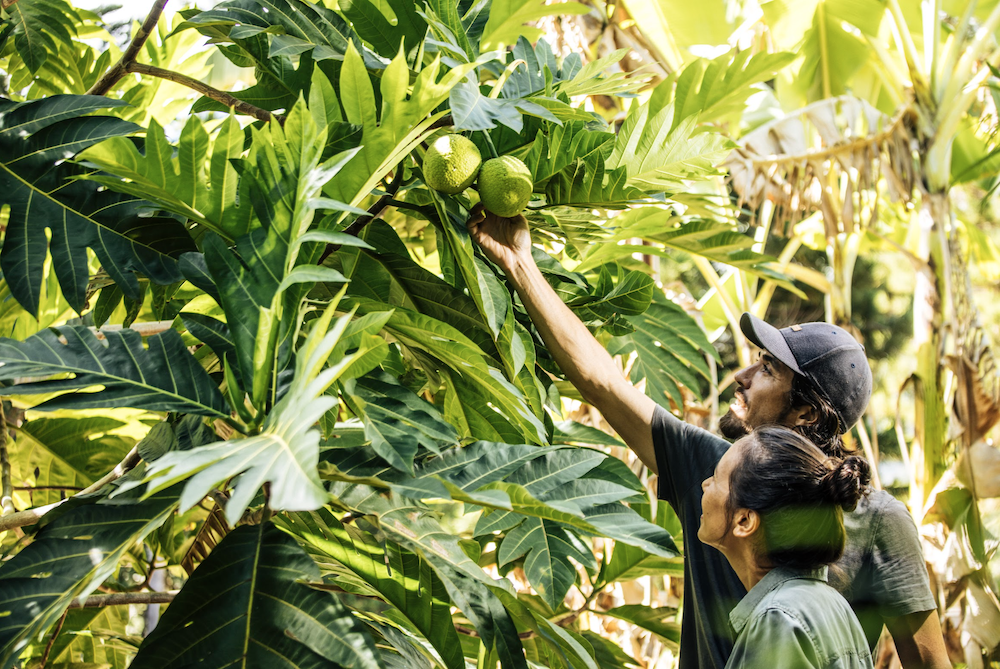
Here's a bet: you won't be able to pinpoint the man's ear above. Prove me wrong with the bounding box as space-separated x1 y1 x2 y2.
786 403 818 427
731 508 760 540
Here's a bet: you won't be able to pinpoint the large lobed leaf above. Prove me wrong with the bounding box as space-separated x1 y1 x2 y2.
281 510 465 669
80 115 252 241
0 326 229 416
181 0 372 67
131 522 382 669
4 0 80 73
141 301 375 525
609 292 718 409
0 491 179 669
324 45 477 207
0 95 194 315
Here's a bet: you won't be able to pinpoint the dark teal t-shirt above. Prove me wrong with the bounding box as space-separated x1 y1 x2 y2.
651 405 936 669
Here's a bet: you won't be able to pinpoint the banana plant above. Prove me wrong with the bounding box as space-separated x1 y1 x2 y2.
0 0 796 667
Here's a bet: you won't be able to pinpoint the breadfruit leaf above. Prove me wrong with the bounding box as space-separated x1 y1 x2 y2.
0 95 195 315
131 522 382 669
0 326 229 416
0 491 179 668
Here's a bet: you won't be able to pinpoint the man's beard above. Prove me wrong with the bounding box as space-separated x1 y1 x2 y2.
718 408 749 440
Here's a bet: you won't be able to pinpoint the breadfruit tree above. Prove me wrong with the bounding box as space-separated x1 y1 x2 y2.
0 1 792 667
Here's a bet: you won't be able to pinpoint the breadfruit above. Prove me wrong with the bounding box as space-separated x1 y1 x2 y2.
478 155 533 217
423 134 482 194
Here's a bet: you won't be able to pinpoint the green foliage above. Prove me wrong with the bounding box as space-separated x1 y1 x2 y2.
0 1 794 667
131 522 382 669
0 96 194 315
280 509 466 669
3 0 80 73
0 491 179 668
0 326 228 416
141 299 374 524
609 293 719 408
80 115 252 240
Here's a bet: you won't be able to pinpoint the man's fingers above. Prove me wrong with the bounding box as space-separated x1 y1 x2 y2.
467 203 486 231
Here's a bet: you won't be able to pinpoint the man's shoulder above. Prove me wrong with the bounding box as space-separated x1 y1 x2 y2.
651 404 729 451
846 489 914 535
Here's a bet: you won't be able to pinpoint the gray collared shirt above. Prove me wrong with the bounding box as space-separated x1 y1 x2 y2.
726 567 874 669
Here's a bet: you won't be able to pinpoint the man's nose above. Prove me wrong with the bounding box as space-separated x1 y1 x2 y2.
734 362 756 388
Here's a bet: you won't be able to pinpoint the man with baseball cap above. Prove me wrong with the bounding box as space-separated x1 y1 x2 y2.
468 205 950 669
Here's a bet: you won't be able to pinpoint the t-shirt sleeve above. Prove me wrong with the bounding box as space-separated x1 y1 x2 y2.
730 609 820 669
651 404 730 507
870 497 937 618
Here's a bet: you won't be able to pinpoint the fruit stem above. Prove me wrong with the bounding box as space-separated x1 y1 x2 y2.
480 131 500 160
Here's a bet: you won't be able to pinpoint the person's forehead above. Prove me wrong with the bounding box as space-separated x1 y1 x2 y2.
718 443 743 473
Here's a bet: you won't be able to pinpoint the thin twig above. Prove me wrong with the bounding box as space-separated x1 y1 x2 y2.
318 170 406 263
15 486 84 492
0 446 141 533
69 591 178 609
87 0 171 96
39 609 68 667
127 63 278 124
0 405 12 517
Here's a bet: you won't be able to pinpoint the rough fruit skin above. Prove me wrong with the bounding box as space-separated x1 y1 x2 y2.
478 156 533 217
423 134 482 194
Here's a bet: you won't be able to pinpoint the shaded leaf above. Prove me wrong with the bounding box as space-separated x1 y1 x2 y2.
132 522 382 669
344 370 459 474
5 0 80 73
498 517 594 609
0 326 228 416
280 510 465 669
609 292 717 408
0 492 178 668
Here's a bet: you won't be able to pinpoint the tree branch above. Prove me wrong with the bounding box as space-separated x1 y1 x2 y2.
126 63 278 124
87 0 171 96
318 170 406 263
69 591 178 608
0 405 12 517
39 610 68 667
0 446 141 533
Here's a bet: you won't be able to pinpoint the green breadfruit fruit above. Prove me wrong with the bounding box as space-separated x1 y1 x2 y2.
478 155 534 217
423 134 482 194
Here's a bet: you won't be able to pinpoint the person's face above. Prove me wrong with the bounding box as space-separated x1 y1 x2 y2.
697 441 743 551
719 351 796 439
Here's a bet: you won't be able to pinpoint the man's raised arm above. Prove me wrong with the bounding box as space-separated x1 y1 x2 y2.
467 205 660 471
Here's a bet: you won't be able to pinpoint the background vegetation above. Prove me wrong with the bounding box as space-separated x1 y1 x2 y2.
1 0 1000 667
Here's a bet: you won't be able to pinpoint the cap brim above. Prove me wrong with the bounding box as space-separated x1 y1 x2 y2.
739 313 803 376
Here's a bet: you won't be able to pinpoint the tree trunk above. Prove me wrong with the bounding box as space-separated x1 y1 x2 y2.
910 191 948 511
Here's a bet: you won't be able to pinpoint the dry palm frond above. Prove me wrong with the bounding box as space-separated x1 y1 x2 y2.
726 96 918 236
180 504 230 575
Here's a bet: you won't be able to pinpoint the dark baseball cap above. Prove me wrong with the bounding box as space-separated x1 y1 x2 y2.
739 313 872 431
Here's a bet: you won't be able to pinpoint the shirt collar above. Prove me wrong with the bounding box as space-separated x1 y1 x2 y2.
729 565 828 634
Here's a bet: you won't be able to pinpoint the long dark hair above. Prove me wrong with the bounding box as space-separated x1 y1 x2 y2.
727 425 871 569
789 374 847 458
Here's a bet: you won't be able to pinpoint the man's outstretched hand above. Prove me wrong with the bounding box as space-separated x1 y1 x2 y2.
466 203 533 275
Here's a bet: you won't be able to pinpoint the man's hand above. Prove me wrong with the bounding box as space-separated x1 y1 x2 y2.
466 203 532 275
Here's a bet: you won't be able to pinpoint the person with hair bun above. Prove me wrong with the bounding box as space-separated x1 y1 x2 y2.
699 426 875 668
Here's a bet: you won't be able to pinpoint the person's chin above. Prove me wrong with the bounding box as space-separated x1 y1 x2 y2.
719 409 749 440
